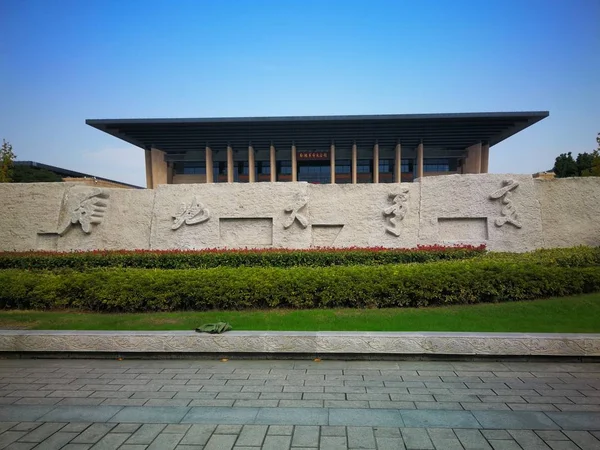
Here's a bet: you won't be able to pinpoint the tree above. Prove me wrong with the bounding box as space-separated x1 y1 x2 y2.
0 140 16 182
576 152 594 175
553 152 578 178
581 133 600 177
11 165 63 182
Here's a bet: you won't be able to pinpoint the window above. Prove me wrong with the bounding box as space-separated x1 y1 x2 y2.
174 162 207 175
335 159 351 174
357 159 371 173
379 159 393 174
424 158 451 172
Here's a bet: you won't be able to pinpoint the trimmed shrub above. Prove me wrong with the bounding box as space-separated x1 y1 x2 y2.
1 259 599 312
0 245 486 270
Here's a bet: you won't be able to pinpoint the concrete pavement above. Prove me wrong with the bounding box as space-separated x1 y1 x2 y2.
1 358 599 449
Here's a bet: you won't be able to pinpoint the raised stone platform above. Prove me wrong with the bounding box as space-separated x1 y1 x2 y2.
1 331 599 357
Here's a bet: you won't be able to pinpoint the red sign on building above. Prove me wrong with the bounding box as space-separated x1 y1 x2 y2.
297 151 330 160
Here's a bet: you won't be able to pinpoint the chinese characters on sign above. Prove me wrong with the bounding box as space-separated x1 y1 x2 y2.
383 189 409 236
58 191 110 236
284 199 309 229
172 197 210 230
297 151 330 160
489 179 522 228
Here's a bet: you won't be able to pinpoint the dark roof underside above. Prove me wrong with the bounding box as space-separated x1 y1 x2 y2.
86 112 548 154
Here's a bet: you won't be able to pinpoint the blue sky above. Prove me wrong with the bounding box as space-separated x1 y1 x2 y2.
1 0 598 187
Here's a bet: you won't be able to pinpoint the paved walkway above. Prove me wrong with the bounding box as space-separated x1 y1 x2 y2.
0 359 599 449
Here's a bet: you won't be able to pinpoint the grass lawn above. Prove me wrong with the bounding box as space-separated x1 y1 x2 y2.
0 293 599 333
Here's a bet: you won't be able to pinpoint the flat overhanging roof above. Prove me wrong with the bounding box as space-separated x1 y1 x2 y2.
86 111 549 153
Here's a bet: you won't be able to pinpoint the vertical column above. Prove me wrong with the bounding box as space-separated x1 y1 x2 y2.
330 142 336 184
270 143 276 182
465 142 482 174
227 144 234 183
167 162 173 184
291 143 297 182
394 143 402 183
145 149 153 188
150 148 168 188
417 142 424 179
373 143 379 183
205 146 214 183
480 143 490 174
248 144 255 183
351 142 357 184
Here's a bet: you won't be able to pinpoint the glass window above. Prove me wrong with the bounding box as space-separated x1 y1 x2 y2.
424 158 450 172
401 159 413 173
357 159 371 173
379 159 393 173
174 162 207 175
335 159 351 174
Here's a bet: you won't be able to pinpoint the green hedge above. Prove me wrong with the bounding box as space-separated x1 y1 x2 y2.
2 259 599 312
0 245 486 270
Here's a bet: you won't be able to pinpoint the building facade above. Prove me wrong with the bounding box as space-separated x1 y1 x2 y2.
87 112 548 189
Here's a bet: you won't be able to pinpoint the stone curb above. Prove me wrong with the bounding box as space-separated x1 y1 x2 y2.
1 331 599 356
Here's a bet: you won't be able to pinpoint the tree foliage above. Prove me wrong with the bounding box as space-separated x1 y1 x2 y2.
11 165 63 183
554 134 600 178
553 152 578 178
0 140 16 183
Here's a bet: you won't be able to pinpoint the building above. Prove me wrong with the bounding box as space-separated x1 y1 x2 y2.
13 161 142 189
87 112 549 189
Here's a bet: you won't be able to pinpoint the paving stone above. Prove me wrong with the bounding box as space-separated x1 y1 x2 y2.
488 440 522 450
401 410 479 428
329 409 402 427
88 432 129 449
233 425 267 446
9 423 41 432
71 424 117 444
214 425 243 434
182 407 259 424
123 424 166 445
376 437 406 450
4 443 39 450
482 430 512 440
262 434 292 450
38 406 122 423
19 422 67 442
562 430 600 448
400 428 434 449
118 445 148 450
179 424 216 445
0 431 27 449
163 424 191 434
0 406 55 422
60 423 93 433
111 423 142 434
507 430 551 449
326 400 370 409
545 441 583 450
320 435 347 449
147 432 184 450
472 411 559 430
255 408 327 425
454 429 492 450
546 412 600 430
110 407 189 423
347 426 376 448
268 425 294 435
292 425 320 447
13 398 62 406
35 431 78 449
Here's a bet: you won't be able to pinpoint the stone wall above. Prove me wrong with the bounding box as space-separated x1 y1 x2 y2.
1 175 598 252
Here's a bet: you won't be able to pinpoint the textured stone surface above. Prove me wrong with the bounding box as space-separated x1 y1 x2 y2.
0 182 68 251
0 331 598 356
1 175 599 251
419 174 543 251
150 183 311 249
535 177 600 248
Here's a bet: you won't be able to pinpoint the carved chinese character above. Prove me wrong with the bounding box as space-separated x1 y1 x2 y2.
383 189 409 236
284 199 309 229
172 197 210 230
489 179 522 228
58 191 110 236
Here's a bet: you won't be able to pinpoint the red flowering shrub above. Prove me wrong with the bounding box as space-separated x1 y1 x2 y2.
0 244 486 270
